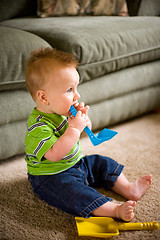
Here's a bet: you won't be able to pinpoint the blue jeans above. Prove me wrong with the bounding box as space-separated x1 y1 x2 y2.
28 154 124 218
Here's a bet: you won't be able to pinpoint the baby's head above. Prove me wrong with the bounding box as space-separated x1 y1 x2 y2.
25 47 80 116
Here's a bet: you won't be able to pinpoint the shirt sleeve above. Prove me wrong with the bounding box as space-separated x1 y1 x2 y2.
25 123 58 162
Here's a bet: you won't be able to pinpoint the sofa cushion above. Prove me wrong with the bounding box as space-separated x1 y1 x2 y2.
0 120 28 160
138 0 160 16
0 90 35 126
89 85 160 130
0 27 51 91
1 16 160 84
79 60 160 105
37 0 128 17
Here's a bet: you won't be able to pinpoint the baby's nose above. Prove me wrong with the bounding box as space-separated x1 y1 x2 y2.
74 90 80 100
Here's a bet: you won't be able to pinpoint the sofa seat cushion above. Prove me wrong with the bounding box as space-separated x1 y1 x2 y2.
89 85 160 130
79 60 160 105
0 16 160 83
0 27 51 91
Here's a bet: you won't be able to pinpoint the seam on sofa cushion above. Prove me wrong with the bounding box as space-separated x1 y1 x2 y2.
79 45 160 68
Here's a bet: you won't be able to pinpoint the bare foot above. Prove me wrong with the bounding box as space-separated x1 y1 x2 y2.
128 175 152 201
116 200 136 221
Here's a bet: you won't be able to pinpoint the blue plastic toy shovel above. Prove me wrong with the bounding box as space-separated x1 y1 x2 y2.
69 105 118 146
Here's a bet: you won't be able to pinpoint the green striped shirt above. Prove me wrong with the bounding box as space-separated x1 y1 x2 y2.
25 108 83 175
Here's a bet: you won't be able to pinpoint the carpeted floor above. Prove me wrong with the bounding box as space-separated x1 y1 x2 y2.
0 112 160 240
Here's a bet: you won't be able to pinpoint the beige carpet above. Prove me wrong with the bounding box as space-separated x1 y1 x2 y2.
0 112 160 240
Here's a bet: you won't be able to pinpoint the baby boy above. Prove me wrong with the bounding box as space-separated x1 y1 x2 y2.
25 47 152 220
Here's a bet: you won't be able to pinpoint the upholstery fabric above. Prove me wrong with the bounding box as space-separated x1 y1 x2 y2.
0 27 51 91
89 86 160 130
0 120 27 160
138 0 160 16
1 16 160 86
79 61 160 105
0 90 35 126
37 0 128 17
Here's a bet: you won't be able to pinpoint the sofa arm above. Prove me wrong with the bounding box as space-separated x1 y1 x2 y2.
127 0 160 16
0 26 51 91
138 0 160 16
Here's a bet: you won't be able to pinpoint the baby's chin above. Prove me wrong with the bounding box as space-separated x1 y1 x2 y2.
61 110 70 117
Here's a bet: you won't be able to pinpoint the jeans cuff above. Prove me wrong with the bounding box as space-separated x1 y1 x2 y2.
104 164 124 190
80 196 112 218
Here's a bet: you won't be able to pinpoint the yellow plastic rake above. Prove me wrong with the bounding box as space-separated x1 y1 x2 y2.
75 217 159 238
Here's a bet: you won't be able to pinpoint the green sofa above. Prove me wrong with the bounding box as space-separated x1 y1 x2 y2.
0 0 160 160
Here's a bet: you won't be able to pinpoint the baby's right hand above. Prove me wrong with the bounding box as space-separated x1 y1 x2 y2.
68 111 89 133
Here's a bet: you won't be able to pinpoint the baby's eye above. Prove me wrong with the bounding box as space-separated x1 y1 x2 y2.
67 88 72 93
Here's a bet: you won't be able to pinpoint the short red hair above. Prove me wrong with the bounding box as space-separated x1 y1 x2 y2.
25 47 78 100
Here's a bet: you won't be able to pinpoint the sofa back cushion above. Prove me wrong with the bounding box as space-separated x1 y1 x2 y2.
0 0 37 21
1 16 160 86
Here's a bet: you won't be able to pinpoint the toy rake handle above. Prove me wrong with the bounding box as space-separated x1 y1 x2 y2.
117 222 159 231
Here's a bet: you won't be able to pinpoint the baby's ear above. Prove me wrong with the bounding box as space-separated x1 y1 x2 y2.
37 90 48 105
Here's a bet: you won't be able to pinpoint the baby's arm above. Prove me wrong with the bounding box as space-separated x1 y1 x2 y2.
44 111 88 162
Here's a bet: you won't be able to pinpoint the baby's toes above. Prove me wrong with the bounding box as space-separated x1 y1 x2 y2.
126 212 134 221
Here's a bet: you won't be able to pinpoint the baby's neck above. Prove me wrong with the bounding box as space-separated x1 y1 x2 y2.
36 105 53 114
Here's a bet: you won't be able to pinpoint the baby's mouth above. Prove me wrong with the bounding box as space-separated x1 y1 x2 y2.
73 101 79 107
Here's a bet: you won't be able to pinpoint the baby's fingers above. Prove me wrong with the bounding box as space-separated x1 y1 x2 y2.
86 118 90 125
76 111 82 118
81 105 89 114
79 102 84 109
73 102 79 108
